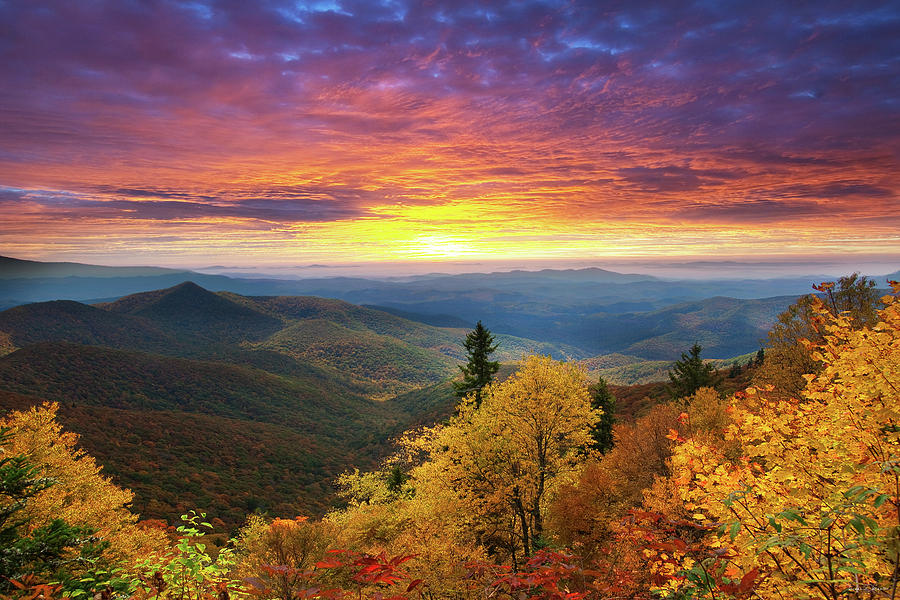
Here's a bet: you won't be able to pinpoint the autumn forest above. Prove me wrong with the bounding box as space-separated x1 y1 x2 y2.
2 1 899 598
1 270 898 600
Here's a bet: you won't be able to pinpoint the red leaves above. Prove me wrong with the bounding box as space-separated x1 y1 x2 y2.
320 551 417 586
249 540 757 600
313 559 343 570
480 550 594 600
717 567 760 598
4 576 64 600
304 549 425 600
740 568 760 591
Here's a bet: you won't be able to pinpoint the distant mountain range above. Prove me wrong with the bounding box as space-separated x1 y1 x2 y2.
1 256 896 526
0 255 185 279
6 255 896 358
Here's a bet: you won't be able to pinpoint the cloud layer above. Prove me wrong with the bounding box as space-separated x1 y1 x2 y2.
0 0 898 263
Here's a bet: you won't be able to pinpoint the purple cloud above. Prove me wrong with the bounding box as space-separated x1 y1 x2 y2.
0 0 897 233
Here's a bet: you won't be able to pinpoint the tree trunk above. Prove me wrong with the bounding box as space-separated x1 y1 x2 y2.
512 485 531 557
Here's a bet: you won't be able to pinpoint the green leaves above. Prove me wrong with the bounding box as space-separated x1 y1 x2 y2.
667 343 722 401
453 320 500 405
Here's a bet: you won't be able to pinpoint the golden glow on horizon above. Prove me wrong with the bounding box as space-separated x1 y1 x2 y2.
1 90 898 265
1 2 898 265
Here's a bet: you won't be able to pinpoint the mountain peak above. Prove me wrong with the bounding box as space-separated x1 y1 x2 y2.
101 281 281 342
169 280 205 291
160 280 219 300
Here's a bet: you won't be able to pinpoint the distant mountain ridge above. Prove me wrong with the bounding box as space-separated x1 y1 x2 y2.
1 255 894 360
0 255 185 279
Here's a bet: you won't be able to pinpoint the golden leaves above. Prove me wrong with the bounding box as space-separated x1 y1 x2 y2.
0 402 168 567
665 286 900 598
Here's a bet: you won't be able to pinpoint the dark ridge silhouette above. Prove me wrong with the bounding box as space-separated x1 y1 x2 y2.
100 281 283 342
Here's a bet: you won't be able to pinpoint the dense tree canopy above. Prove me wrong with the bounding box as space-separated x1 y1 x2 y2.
754 273 882 398
414 355 599 564
0 428 92 591
665 282 900 598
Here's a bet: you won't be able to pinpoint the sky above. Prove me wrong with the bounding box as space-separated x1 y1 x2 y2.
0 0 898 270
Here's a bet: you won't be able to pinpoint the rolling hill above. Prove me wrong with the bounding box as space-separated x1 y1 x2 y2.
585 295 796 360
99 282 284 343
0 281 590 527
0 299 182 356
0 389 376 525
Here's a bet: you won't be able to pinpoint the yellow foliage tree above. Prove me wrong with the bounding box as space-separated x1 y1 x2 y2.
754 273 881 399
666 283 900 599
407 355 599 566
234 515 335 600
325 466 486 597
0 402 166 566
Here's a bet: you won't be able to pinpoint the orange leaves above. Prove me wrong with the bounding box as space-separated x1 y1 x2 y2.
270 516 309 531
666 428 685 442
3 576 64 600
660 284 900 598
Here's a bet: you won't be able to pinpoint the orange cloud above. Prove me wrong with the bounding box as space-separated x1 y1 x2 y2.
0 1 897 265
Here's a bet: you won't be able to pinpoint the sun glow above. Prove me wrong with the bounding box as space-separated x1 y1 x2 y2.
398 235 479 259
0 2 897 265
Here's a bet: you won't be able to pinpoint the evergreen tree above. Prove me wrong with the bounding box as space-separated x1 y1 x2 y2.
755 347 765 366
667 343 721 400
453 321 500 405
385 465 409 494
588 376 616 453
0 428 93 590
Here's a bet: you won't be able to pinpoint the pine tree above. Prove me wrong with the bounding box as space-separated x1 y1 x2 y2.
588 376 616 453
453 321 500 405
667 343 721 400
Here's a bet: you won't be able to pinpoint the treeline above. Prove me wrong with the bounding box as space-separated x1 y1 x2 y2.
1 277 897 599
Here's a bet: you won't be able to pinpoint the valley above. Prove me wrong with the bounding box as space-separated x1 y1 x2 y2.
0 256 895 530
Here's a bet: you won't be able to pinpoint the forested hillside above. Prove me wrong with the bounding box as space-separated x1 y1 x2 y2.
1 279 897 599
0 282 582 525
